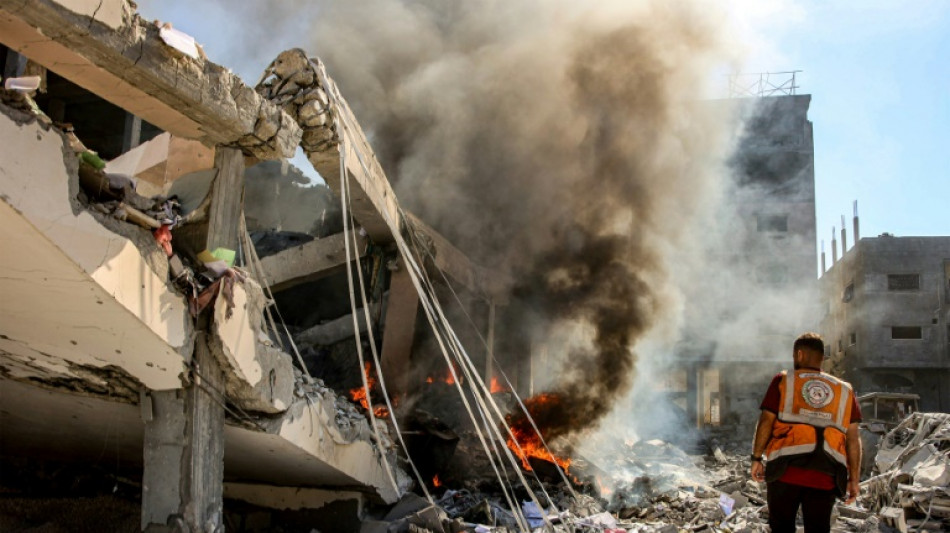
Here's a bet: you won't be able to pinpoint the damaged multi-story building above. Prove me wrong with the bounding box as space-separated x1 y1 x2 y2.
819 233 950 412
669 89 820 431
0 0 506 530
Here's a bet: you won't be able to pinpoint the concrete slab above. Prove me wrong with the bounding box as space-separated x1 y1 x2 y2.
0 107 190 390
258 231 367 293
0 0 301 159
0 377 404 503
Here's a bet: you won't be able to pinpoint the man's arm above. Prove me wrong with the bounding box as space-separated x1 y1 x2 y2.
845 421 862 503
750 409 776 482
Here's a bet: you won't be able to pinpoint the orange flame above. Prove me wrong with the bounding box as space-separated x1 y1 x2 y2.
504 393 571 474
432 474 442 487
490 376 507 393
349 363 389 418
424 366 458 386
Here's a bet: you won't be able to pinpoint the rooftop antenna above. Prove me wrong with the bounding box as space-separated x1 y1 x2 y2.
727 71 802 98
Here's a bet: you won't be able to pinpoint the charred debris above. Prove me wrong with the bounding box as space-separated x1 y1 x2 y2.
1 1 948 533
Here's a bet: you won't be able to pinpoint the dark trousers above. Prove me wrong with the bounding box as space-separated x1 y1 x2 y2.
766 480 837 533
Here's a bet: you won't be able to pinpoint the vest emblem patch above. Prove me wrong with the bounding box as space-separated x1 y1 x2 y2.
801 379 834 408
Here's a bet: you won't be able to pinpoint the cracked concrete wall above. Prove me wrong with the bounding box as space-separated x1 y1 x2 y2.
258 393 409 504
0 0 302 159
210 279 294 414
0 104 191 390
54 0 130 30
223 482 365 514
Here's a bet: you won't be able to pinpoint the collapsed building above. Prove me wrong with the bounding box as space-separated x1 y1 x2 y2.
0 0 510 530
3 1 948 532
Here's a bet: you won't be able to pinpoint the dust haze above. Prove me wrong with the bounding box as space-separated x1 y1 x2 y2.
138 0 810 443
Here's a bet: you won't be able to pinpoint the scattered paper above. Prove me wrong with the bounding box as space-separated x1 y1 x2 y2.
718 492 735 515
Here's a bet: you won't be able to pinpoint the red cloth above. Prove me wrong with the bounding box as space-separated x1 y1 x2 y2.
759 370 862 490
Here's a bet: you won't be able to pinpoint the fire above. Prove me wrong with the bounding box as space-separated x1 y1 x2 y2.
504 393 571 474
424 366 458 386
349 363 390 418
490 376 507 393
432 474 442 487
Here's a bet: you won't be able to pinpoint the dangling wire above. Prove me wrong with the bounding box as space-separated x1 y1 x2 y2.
337 143 435 505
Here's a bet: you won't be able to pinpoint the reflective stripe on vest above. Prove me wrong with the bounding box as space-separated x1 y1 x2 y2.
766 370 853 468
778 370 852 433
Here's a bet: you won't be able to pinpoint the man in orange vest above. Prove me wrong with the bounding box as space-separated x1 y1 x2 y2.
750 333 862 533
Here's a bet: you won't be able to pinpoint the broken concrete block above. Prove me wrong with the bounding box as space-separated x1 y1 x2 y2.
211 279 294 413
359 520 391 533
913 454 950 487
880 506 907 533
384 493 431 522
404 505 448 533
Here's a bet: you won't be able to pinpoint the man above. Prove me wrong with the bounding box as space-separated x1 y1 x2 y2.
750 333 862 533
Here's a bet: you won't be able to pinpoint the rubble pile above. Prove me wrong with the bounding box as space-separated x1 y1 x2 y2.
852 412 950 533
360 437 777 533
368 411 950 533
603 442 769 533
255 49 340 155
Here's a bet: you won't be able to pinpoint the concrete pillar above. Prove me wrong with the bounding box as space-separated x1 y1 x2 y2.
685 364 699 429
484 302 495 384
142 331 225 532
380 262 419 399
141 145 243 531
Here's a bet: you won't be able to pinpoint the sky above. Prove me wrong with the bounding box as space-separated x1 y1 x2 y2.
732 0 950 254
139 0 950 255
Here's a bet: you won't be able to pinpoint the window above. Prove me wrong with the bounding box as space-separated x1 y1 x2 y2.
888 274 920 291
842 283 854 303
849 332 857 346
891 326 922 340
756 214 788 232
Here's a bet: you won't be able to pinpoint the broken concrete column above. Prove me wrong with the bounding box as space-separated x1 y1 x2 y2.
380 261 420 399
210 279 294 414
142 331 225 532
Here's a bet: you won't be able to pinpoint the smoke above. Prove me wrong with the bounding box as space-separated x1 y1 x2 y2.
139 0 757 440
300 0 741 441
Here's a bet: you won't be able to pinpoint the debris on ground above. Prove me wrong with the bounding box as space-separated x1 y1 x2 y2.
359 412 950 532
853 412 950 533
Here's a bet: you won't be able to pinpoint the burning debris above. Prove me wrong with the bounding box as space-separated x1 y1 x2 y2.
351 362 393 419
354 410 949 532
506 394 573 475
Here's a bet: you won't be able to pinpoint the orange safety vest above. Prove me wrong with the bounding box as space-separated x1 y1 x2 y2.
764 369 854 491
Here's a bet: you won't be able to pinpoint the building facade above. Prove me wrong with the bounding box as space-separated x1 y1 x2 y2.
670 94 820 430
820 235 950 412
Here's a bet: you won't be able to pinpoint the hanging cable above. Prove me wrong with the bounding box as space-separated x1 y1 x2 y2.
335 137 537 531
402 215 578 499
312 59 589 531
338 150 401 496
338 145 435 505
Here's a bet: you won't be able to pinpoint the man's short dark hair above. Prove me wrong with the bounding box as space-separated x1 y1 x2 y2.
794 332 824 356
